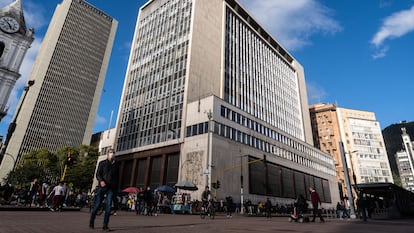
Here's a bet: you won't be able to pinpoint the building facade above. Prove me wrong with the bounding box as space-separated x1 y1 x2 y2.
0 0 34 121
114 0 338 205
309 104 346 197
396 128 414 192
0 0 117 182
310 103 394 200
337 108 393 184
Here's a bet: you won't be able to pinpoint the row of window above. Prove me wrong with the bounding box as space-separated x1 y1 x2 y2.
224 7 303 139
220 106 334 168
249 157 331 202
20 2 113 155
117 0 192 152
185 110 335 176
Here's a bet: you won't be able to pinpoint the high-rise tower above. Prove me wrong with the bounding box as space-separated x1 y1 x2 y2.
113 0 338 205
0 0 34 122
0 0 117 182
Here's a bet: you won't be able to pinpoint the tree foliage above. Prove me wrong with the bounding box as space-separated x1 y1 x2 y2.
5 145 99 192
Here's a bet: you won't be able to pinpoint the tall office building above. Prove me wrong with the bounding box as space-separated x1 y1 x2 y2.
310 103 394 199
396 128 414 192
114 0 338 205
0 0 117 182
0 0 34 122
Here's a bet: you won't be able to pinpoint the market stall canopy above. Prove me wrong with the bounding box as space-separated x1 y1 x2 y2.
174 180 198 191
156 185 175 193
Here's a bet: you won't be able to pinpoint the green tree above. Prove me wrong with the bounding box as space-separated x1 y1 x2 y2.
5 145 99 192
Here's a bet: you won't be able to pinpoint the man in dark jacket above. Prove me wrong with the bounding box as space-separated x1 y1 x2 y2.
310 186 324 222
89 149 119 231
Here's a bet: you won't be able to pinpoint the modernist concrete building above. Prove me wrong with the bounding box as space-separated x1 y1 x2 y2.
310 103 394 200
114 0 338 205
0 0 34 121
0 0 117 182
395 128 414 192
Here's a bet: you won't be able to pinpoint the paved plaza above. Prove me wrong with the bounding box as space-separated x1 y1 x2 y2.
0 209 413 233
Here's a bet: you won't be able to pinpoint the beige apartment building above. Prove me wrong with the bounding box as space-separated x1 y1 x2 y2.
310 103 394 200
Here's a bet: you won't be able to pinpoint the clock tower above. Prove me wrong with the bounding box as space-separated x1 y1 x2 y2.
0 0 34 122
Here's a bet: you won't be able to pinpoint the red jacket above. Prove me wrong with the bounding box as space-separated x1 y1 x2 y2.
310 190 321 205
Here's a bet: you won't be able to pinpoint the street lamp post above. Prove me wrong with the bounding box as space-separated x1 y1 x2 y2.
205 110 213 188
239 154 248 214
339 141 357 219
0 80 34 166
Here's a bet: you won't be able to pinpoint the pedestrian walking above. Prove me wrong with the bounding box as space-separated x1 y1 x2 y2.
143 186 154 216
265 197 272 218
225 196 234 218
48 181 64 211
357 194 368 221
89 149 119 231
28 178 39 207
309 186 324 222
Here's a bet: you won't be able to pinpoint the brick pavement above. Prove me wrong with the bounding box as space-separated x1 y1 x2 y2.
0 209 413 233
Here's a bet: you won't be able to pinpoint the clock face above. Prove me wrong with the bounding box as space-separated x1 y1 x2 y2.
0 16 20 33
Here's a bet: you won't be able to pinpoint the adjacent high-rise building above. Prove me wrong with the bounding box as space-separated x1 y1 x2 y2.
309 104 346 196
0 0 117 182
396 128 414 192
310 103 394 199
0 0 34 121
113 0 338 205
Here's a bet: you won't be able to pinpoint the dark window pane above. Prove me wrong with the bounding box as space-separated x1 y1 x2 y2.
165 154 179 187
135 159 147 188
186 126 191 137
198 123 204 134
322 179 331 203
249 157 265 195
305 175 315 199
282 168 294 198
268 164 281 197
121 161 133 188
294 172 305 198
314 177 324 202
221 105 226 117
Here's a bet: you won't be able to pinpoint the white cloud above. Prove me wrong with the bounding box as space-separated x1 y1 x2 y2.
238 0 342 51
372 46 389 59
306 81 327 104
371 5 414 57
94 114 107 126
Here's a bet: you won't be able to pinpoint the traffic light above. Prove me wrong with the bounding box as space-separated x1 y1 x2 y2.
66 154 73 166
216 180 220 189
212 182 217 189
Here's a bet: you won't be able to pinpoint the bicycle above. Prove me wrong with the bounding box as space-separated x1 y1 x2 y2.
200 199 215 219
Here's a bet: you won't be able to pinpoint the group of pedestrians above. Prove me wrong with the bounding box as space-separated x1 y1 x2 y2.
87 148 329 231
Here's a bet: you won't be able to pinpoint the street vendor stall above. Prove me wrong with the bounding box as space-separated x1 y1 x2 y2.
172 181 198 214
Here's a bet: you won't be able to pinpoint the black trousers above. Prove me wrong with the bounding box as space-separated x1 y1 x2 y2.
311 203 324 221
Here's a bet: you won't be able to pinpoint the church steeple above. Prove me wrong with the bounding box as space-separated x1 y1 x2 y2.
0 0 34 122
0 0 29 35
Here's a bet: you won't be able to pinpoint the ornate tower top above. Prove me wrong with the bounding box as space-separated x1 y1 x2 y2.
0 0 31 36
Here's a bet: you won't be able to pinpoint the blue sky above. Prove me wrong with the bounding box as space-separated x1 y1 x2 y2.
1 0 414 139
